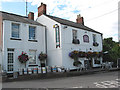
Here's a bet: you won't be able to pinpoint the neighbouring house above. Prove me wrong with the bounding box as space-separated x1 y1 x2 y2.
37 3 103 69
0 11 46 73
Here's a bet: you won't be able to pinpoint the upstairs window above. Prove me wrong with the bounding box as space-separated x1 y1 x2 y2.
83 35 89 43
12 23 20 38
93 34 96 43
72 30 77 39
72 30 80 44
29 26 36 40
93 34 99 46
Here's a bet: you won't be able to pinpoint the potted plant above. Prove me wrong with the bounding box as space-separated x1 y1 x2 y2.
38 52 47 67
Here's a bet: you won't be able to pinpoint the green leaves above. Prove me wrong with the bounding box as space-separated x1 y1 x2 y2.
103 37 120 66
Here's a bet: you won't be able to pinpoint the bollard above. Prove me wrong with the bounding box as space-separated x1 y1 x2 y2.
19 68 23 75
38 67 42 74
28 68 32 74
24 68 28 75
46 66 51 73
33 67 38 74
42 67 46 73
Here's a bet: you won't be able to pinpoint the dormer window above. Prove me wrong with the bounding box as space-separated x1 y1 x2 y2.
83 35 89 43
29 26 36 40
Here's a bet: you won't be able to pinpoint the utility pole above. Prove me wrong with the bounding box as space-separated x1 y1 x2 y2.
26 0 27 16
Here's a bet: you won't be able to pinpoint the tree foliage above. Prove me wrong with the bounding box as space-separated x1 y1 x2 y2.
103 37 120 66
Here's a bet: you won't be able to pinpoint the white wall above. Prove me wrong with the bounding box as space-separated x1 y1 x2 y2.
37 15 103 69
2 20 46 72
61 24 102 68
37 15 63 67
0 49 2 65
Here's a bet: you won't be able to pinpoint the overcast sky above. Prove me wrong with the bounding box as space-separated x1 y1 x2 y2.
0 0 119 42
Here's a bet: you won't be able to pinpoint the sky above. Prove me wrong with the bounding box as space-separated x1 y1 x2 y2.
0 0 119 42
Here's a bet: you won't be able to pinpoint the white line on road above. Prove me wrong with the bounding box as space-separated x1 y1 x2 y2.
94 82 108 88
94 79 119 88
72 86 83 88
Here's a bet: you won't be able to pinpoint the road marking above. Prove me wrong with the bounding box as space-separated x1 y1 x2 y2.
72 86 83 88
94 79 119 88
94 82 108 88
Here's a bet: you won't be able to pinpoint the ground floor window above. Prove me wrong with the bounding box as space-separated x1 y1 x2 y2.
94 57 101 64
7 48 14 72
29 50 36 64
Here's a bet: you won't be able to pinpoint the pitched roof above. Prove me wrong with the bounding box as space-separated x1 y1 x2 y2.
45 15 102 34
0 11 44 26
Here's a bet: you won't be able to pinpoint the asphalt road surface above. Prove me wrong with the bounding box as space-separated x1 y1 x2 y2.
1 71 120 89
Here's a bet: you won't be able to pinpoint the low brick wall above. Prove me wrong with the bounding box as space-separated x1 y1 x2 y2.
2 68 119 82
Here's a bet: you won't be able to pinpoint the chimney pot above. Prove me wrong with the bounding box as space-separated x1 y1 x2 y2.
28 12 34 20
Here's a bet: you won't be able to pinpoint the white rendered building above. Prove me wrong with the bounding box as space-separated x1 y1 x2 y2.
37 3 103 69
0 11 46 73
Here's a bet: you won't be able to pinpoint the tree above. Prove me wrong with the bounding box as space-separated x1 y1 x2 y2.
103 37 120 66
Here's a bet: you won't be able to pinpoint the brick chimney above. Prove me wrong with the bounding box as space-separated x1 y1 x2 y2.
76 14 84 25
28 12 34 20
38 2 46 17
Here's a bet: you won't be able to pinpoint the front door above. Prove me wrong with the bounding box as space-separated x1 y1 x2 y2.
7 49 14 73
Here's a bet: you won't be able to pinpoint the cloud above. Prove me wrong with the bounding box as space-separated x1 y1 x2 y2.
1 0 33 2
0 1 2 11
1 0 119 41
30 0 119 41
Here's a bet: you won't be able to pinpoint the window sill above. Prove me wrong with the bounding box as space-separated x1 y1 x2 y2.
28 39 38 42
10 38 22 41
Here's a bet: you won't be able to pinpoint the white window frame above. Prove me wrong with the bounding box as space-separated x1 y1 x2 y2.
29 26 36 40
29 50 37 65
11 23 20 39
72 30 77 39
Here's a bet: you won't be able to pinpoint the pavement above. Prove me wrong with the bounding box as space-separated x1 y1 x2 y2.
1 67 119 82
2 70 119 89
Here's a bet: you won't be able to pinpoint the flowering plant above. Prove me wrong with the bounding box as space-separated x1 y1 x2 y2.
38 52 47 61
69 51 103 59
69 50 79 60
79 51 86 57
18 51 29 63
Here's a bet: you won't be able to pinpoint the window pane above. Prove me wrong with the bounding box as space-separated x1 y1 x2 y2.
12 23 19 38
93 34 96 42
29 50 36 64
29 26 35 40
73 30 77 39
8 65 13 71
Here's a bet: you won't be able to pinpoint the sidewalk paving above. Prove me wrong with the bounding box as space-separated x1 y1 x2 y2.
2 67 119 82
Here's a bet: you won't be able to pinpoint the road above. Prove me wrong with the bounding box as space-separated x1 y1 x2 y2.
1 71 120 89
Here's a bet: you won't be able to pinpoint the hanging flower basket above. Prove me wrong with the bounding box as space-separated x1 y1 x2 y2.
38 52 47 61
78 51 86 57
18 52 29 63
69 50 79 60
